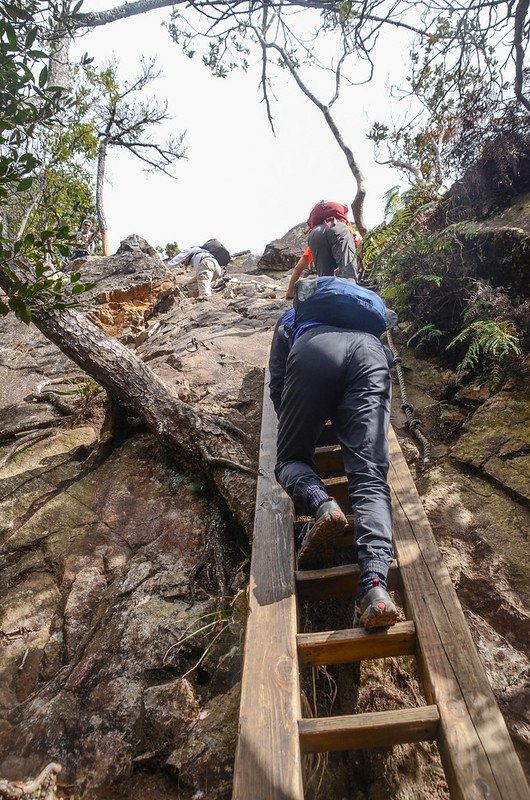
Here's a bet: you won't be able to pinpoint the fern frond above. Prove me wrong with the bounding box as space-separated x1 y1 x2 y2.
447 319 522 380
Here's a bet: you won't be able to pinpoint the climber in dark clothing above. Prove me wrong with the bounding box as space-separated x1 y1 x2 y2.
307 220 358 280
269 305 398 629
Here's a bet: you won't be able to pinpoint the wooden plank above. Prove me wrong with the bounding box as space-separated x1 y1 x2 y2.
296 561 400 600
316 422 337 447
299 705 440 753
388 428 530 800
322 475 349 509
297 621 415 666
314 444 343 477
232 368 304 800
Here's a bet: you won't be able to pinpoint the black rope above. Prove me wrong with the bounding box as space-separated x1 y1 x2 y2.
385 326 431 465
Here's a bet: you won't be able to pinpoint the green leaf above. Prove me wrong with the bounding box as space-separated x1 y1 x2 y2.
0 301 9 316
38 65 48 89
4 21 17 48
17 303 32 324
16 176 32 192
2 266 18 282
25 27 38 49
71 283 87 294
69 272 81 283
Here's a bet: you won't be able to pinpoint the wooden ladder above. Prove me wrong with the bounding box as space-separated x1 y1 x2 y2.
232 369 530 800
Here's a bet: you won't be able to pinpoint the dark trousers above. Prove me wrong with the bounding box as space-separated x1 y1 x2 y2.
308 221 358 280
275 327 393 577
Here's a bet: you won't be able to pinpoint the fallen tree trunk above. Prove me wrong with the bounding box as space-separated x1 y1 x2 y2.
0 274 257 533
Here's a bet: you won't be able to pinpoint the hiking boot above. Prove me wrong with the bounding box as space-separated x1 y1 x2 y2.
297 499 348 569
353 580 399 630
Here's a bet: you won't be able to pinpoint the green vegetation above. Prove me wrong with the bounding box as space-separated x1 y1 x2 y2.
360 174 526 386
0 2 96 322
448 320 522 383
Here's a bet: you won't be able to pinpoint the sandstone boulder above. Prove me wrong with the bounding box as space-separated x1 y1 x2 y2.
257 222 306 270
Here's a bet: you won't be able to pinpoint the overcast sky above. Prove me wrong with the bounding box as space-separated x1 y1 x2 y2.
73 4 411 255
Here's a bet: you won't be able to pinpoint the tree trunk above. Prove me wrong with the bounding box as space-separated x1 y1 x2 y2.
321 107 367 234
514 0 530 113
0 270 257 533
256 34 368 235
47 26 71 90
16 173 46 240
96 138 110 255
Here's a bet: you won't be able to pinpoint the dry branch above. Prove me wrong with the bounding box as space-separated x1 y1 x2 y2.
0 763 62 800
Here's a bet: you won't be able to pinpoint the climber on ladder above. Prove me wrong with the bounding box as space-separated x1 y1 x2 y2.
285 200 361 299
269 275 399 629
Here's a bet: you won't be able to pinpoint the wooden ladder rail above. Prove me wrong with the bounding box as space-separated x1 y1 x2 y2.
233 369 530 800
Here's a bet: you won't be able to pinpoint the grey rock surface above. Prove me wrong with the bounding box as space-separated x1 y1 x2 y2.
258 222 306 270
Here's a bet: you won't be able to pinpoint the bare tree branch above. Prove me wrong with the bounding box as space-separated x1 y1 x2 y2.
91 61 185 252
253 25 367 232
514 0 530 112
375 157 426 184
329 49 348 108
259 2 276 133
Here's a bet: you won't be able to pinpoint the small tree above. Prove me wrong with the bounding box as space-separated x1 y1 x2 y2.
0 0 95 322
3 88 98 243
87 60 185 255
368 16 501 188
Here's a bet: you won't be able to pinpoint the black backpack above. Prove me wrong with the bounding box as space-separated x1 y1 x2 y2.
201 238 231 267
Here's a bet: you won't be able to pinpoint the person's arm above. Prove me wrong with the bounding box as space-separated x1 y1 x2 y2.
269 310 294 415
285 252 310 299
167 248 193 267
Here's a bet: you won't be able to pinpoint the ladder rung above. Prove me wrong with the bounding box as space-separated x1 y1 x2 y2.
298 705 440 753
297 621 415 666
296 562 400 600
322 476 349 508
314 444 342 476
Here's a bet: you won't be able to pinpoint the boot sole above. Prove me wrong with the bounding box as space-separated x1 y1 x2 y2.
360 606 399 630
297 512 348 569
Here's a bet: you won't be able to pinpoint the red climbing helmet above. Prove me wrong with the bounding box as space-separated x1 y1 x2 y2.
305 200 350 233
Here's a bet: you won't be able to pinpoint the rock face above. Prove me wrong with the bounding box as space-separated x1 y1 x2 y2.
452 390 530 504
443 195 530 296
390 341 530 777
1 230 529 797
80 235 174 336
0 245 290 800
257 222 306 270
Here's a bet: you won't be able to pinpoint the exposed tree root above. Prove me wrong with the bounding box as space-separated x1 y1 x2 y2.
187 508 227 608
0 430 55 471
0 419 64 443
0 762 62 799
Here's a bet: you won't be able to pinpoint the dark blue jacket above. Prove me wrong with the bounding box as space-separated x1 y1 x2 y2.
269 309 293 415
269 309 324 415
268 307 395 416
